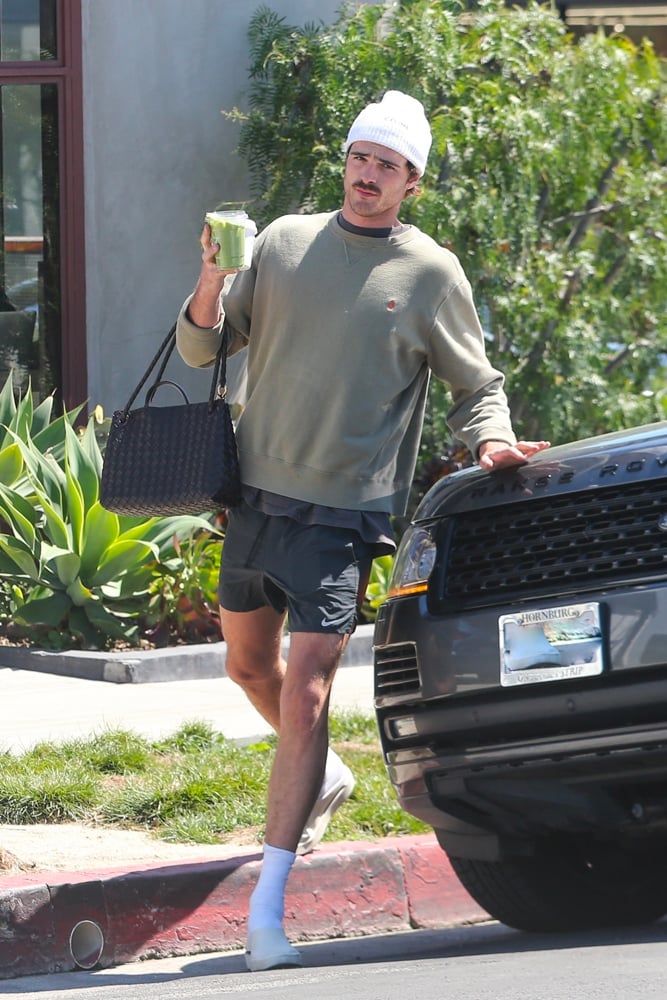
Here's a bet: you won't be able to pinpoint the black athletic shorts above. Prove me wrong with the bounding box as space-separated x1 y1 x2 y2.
218 499 374 634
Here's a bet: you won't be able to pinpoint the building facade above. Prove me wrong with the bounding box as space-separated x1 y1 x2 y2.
0 0 345 416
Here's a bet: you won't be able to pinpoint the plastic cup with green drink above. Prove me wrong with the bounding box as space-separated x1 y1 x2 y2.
205 210 257 271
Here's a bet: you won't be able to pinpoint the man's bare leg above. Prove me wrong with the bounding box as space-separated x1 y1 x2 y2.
244 631 347 969
220 604 286 731
223 616 348 851
266 631 348 847
220 604 360 968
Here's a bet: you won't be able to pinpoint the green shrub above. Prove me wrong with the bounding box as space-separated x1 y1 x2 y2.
144 529 223 646
361 555 394 623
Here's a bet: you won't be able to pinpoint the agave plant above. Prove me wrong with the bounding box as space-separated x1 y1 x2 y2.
0 373 85 492
0 377 214 649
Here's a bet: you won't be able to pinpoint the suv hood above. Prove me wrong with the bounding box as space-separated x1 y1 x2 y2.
415 421 667 520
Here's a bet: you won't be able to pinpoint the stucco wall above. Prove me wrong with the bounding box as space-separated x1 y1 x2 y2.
82 0 352 413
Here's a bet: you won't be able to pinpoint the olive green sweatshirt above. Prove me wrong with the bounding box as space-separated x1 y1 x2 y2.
176 211 516 514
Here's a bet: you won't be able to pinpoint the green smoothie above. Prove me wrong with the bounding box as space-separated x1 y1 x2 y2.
205 211 247 269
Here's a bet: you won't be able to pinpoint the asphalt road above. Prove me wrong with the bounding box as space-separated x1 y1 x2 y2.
6 918 667 1000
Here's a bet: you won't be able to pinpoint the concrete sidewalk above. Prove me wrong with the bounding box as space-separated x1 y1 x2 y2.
0 632 490 980
0 625 376 753
0 655 374 753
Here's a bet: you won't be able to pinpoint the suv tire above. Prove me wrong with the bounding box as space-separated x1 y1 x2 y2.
444 834 667 932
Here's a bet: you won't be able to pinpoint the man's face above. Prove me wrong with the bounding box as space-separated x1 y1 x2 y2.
342 141 417 229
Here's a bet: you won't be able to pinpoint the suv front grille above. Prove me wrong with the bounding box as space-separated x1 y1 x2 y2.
374 643 421 699
434 477 667 610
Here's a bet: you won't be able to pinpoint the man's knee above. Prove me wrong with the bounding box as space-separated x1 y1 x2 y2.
289 631 348 669
281 632 348 703
224 645 282 688
221 606 285 687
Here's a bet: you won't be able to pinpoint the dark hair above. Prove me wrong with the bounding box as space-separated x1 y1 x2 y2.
406 161 421 197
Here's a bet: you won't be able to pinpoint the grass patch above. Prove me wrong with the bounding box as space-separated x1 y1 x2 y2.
0 756 99 824
0 712 429 847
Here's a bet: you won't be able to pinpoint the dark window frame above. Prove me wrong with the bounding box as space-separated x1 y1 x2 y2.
0 0 86 410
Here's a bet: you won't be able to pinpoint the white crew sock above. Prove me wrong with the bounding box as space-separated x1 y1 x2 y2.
247 843 296 934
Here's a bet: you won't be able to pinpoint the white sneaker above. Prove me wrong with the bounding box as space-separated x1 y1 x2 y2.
245 927 303 972
296 764 355 856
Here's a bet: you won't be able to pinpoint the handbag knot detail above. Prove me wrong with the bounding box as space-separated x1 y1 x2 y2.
100 322 241 517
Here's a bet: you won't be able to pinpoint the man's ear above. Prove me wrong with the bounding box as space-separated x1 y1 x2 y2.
405 170 421 198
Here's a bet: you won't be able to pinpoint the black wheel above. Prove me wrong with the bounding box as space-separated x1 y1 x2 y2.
444 834 667 932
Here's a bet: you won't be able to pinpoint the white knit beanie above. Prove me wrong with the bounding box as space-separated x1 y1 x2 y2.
344 90 432 176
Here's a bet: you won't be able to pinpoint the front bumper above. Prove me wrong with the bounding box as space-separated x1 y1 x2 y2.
373 583 667 857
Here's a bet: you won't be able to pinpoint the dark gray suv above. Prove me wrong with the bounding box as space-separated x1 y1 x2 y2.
373 420 667 932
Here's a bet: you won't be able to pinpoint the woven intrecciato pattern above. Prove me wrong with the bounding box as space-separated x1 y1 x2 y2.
101 398 241 517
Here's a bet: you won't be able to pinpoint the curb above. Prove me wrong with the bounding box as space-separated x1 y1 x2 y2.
0 834 490 979
0 624 375 684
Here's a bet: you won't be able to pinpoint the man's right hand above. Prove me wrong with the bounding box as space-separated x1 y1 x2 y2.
187 224 240 328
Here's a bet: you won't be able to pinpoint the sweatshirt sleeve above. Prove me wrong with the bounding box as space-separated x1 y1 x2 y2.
175 291 249 369
427 276 517 456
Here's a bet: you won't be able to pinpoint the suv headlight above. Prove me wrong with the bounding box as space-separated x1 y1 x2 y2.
388 524 436 598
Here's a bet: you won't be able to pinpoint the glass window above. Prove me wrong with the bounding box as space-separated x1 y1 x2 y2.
1 82 60 401
1 0 57 62
0 1 83 412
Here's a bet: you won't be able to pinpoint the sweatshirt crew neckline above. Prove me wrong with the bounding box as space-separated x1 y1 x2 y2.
330 211 417 247
336 210 410 240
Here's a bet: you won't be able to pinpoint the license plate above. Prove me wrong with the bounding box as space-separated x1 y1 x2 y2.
499 602 603 687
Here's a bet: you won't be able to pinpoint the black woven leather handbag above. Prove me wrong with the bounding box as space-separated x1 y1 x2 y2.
100 321 241 517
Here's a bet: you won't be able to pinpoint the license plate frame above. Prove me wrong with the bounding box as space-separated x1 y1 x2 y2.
499 601 603 688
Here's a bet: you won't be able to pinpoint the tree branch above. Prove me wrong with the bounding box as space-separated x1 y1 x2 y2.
602 252 627 289
551 202 620 227
565 137 628 250
604 344 630 378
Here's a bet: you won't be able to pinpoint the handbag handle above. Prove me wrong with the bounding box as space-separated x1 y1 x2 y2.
119 320 231 419
145 379 191 407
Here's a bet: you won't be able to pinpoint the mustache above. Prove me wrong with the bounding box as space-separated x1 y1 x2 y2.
353 181 380 194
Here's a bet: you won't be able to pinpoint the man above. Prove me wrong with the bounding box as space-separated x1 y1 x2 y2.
176 90 549 972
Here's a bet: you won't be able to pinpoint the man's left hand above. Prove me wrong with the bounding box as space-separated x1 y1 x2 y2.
478 439 551 471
